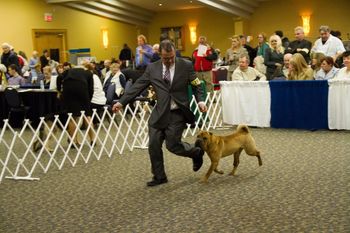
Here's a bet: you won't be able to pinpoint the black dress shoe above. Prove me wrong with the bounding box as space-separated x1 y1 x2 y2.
192 148 204 172
146 177 168 187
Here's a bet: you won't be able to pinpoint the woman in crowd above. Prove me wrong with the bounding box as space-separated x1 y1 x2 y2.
225 35 248 80
335 51 350 79
61 65 95 146
287 53 314 80
83 62 107 122
314 56 339 80
310 52 326 78
256 33 269 57
264 35 284 80
102 61 126 104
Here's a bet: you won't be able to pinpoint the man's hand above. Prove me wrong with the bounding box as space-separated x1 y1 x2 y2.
198 102 207 113
112 102 123 113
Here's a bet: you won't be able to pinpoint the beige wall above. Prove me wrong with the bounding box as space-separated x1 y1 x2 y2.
148 0 349 53
1 0 142 61
248 0 350 46
1 0 348 62
148 8 236 57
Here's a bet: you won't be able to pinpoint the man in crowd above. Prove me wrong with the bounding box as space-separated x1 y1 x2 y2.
1 43 20 73
232 54 266 81
311 25 346 61
135 34 153 71
287 26 312 63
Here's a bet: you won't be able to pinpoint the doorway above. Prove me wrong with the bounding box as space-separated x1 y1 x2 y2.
32 29 68 63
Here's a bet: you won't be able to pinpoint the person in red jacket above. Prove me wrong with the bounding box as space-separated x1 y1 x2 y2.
192 36 217 93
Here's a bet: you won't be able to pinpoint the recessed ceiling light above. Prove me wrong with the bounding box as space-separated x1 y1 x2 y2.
190 1 193 3
158 3 162 6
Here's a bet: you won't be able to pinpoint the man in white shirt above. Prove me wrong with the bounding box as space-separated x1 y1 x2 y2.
311 25 345 60
232 54 266 81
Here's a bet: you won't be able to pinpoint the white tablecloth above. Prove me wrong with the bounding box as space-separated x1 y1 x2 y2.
328 79 350 130
220 81 271 127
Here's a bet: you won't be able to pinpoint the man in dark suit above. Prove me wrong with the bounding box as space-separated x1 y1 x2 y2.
112 40 207 187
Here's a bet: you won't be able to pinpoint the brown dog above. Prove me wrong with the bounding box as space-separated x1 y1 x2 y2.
195 125 262 182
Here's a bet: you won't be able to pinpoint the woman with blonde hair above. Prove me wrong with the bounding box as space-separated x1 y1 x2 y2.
264 35 284 80
225 35 248 80
287 53 314 80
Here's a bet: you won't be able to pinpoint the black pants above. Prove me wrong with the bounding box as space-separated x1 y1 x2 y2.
148 110 198 180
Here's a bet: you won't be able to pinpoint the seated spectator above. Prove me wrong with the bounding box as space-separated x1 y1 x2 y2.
103 61 126 104
264 35 284 80
287 53 314 80
43 66 57 90
7 64 26 86
314 56 339 80
0 64 7 86
232 54 266 81
29 63 44 85
310 52 326 78
101 59 111 81
282 53 293 78
334 51 350 79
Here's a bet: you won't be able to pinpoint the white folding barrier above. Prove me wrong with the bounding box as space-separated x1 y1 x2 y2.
0 92 225 183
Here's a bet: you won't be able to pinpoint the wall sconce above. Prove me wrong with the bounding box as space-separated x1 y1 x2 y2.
301 15 311 36
102 29 109 49
189 25 197 45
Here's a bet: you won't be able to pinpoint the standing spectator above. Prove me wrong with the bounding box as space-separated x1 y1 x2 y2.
264 35 284 80
287 26 312 63
256 33 269 57
287 53 313 80
1 43 20 72
119 43 133 68
29 51 40 79
239 35 256 66
232 54 266 81
151 43 160 62
225 35 248 80
311 26 346 60
135 35 153 71
61 66 95 145
7 64 26 86
192 36 217 92
314 56 339 80
40 49 50 70
275 30 290 49
112 40 207 187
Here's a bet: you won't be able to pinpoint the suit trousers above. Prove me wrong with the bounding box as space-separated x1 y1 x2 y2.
148 109 198 179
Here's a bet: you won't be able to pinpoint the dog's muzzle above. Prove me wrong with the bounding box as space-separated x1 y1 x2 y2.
195 138 204 148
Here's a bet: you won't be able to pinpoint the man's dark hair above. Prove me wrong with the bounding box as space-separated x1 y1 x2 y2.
275 30 283 38
160 39 175 52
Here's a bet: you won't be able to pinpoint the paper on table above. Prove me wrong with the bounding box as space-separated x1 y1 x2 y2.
197 44 207 57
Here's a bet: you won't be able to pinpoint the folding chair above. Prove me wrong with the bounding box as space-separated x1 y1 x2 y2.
4 87 30 126
212 67 228 90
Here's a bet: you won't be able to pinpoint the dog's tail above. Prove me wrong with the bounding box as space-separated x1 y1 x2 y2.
237 124 250 134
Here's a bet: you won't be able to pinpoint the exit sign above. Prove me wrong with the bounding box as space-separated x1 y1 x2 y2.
44 13 53 22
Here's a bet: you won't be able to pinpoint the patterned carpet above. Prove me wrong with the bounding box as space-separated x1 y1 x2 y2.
1 127 349 233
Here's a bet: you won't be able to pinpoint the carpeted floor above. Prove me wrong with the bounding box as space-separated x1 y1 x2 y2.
1 127 349 233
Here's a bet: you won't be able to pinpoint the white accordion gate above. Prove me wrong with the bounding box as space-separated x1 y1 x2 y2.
0 91 226 183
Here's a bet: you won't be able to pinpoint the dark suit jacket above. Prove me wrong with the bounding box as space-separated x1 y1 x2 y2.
119 58 206 129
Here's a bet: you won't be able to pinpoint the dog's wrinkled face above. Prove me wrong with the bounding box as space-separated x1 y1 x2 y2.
195 131 212 151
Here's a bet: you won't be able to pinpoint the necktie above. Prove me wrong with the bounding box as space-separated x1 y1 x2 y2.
163 67 171 85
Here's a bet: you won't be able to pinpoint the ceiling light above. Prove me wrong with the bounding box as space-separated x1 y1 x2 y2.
158 3 162 6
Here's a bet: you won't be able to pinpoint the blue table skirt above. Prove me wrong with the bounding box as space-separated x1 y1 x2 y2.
269 80 329 130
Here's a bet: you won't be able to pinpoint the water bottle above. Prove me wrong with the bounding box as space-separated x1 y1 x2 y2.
40 80 45 90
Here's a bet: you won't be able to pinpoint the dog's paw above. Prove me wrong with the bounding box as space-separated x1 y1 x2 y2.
199 177 209 183
214 169 224 175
